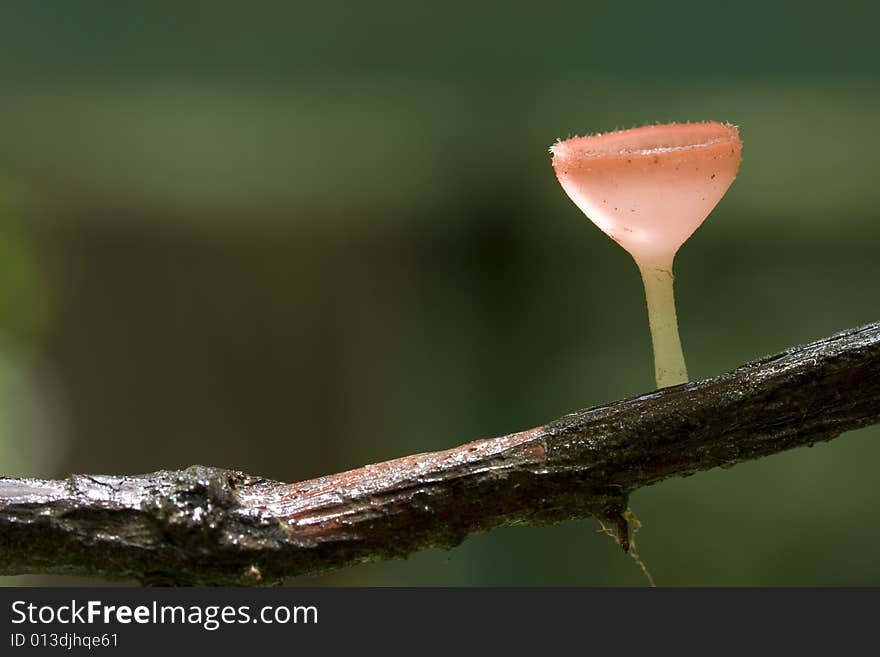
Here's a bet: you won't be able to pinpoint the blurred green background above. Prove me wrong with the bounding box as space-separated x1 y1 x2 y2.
1 1 879 586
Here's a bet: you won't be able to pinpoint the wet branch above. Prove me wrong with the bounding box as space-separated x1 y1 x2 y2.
2 322 879 585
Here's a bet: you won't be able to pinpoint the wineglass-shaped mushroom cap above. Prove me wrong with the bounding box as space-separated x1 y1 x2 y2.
551 122 741 266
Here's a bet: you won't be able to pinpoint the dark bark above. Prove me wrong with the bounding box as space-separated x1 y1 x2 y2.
2 322 879 585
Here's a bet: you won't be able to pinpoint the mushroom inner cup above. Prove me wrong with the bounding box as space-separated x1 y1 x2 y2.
560 122 737 157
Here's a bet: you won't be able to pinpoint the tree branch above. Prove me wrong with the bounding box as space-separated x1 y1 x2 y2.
2 322 880 585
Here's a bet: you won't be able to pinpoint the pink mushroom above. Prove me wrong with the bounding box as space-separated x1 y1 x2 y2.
551 122 742 388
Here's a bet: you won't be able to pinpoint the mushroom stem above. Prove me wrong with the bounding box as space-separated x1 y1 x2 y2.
637 258 688 388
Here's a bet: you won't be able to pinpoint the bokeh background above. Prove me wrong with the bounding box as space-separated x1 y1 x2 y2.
1 1 879 586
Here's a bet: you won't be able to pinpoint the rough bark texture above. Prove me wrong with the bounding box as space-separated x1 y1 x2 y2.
2 322 879 585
